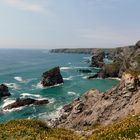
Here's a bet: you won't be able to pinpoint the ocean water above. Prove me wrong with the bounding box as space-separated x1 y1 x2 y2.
0 49 119 122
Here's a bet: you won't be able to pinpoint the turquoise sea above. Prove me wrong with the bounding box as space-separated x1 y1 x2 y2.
0 49 119 122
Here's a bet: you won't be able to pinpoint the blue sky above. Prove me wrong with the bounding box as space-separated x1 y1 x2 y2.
0 0 140 48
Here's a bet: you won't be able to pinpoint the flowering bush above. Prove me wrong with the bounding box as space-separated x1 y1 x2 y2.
88 115 140 140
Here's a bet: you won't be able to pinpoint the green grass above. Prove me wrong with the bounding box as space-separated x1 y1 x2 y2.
0 119 80 140
87 115 140 140
136 56 140 64
0 115 140 140
105 62 120 71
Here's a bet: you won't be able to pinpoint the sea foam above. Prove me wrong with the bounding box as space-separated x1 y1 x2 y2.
67 91 76 95
3 106 25 113
2 98 15 108
2 99 25 112
68 91 80 97
60 66 90 70
40 106 63 121
35 82 63 89
14 76 23 82
4 83 20 90
20 93 42 98
60 67 72 70
63 76 73 80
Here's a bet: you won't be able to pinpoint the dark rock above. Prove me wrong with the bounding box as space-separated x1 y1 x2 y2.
87 73 98 79
74 102 85 113
41 67 64 87
78 69 92 73
88 40 140 79
34 100 49 105
0 84 11 99
90 52 105 68
136 40 140 47
3 98 49 110
63 104 73 112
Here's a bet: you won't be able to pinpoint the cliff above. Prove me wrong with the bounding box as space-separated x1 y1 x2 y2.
0 42 140 139
48 41 140 133
51 72 140 131
90 41 140 78
50 48 115 54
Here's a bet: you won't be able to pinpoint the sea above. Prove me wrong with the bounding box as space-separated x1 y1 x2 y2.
0 49 119 122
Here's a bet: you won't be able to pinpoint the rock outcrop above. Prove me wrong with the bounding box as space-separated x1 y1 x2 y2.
51 72 140 131
90 52 105 68
41 67 64 87
0 84 11 99
49 41 140 131
3 98 49 110
90 41 140 78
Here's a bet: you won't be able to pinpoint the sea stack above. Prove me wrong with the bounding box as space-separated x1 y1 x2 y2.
41 66 64 87
0 84 11 99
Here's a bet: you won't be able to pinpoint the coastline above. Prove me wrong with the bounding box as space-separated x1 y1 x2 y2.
108 77 121 81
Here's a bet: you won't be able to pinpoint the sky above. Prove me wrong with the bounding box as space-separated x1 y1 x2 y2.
0 0 140 49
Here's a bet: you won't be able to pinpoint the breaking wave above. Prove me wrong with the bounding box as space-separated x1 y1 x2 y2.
4 83 20 90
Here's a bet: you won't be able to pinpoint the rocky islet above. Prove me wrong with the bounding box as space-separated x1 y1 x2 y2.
41 66 64 87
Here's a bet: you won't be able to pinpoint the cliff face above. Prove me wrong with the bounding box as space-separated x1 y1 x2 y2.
92 41 140 78
52 72 140 131
49 41 140 132
50 48 116 54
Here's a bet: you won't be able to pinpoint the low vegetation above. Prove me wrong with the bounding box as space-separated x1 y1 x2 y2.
0 115 140 140
0 119 79 140
87 115 140 140
105 62 121 72
126 69 140 77
136 55 140 64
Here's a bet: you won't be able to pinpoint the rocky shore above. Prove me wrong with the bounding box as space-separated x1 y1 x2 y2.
89 41 140 79
50 71 140 132
49 41 140 133
0 41 139 138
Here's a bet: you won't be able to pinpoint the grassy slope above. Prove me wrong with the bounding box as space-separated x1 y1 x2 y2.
0 119 79 140
0 115 140 140
87 115 140 140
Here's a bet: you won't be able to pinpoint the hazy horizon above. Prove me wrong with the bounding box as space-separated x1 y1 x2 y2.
0 0 140 49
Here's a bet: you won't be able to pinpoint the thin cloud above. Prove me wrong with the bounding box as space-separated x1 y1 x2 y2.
6 0 44 12
78 27 140 47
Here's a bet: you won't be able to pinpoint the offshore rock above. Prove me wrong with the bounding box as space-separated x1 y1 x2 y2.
3 98 49 110
41 67 64 87
0 84 11 99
